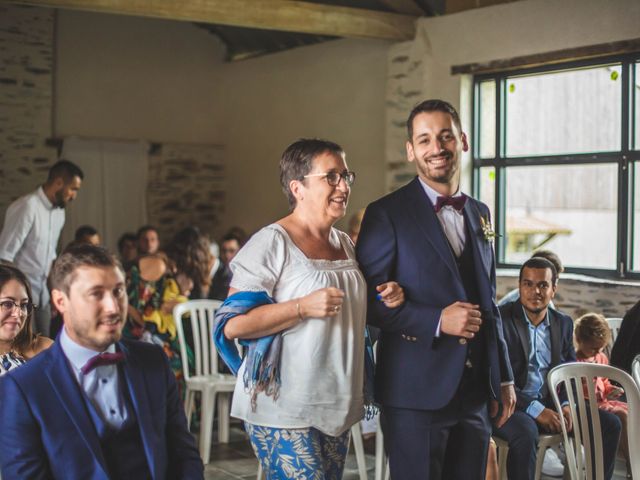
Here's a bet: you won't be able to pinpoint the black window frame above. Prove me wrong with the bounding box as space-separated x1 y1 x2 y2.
471 53 640 279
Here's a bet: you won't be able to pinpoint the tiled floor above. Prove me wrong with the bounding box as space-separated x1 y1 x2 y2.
202 421 630 479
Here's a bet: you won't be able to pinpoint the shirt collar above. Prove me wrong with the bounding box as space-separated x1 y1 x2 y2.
521 305 550 329
417 177 463 208
59 327 116 372
36 185 56 210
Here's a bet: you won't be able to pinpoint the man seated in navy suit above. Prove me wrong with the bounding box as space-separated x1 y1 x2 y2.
0 243 203 479
494 257 621 480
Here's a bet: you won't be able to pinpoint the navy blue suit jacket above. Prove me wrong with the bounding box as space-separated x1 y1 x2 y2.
498 300 576 411
356 177 513 410
0 339 203 480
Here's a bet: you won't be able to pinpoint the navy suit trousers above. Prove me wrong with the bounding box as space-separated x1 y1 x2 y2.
381 369 491 480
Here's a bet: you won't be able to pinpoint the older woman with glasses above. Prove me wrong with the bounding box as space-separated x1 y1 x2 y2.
215 139 404 479
0 264 52 375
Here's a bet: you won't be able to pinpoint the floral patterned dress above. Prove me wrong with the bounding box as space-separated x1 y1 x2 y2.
125 264 193 393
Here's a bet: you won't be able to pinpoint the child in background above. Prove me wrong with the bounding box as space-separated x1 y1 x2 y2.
574 313 629 476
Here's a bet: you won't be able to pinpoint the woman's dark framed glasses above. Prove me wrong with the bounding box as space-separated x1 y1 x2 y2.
303 170 356 187
0 300 35 315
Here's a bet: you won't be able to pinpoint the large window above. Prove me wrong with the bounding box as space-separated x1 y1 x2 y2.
472 55 640 277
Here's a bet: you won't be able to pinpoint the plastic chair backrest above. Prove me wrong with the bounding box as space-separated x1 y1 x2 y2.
633 354 640 390
547 362 640 480
605 317 623 343
174 299 223 381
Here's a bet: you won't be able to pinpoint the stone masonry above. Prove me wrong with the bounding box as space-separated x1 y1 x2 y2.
0 5 57 221
147 143 225 243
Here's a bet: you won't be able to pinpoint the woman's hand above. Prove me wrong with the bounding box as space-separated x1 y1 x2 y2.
299 287 345 319
376 281 405 308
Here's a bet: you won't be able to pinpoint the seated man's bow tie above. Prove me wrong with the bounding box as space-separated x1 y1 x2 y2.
434 194 467 213
81 351 125 374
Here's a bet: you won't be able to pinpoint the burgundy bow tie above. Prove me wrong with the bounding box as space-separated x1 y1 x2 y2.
434 195 467 213
81 351 125 375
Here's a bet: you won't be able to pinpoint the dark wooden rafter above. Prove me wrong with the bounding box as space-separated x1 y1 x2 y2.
7 0 418 41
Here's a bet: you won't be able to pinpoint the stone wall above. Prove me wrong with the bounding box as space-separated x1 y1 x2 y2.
147 143 225 243
385 41 424 193
0 5 57 220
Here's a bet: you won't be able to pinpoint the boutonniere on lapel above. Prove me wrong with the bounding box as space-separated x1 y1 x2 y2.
479 215 500 243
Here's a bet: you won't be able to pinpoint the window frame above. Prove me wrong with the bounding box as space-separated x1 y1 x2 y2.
471 53 640 278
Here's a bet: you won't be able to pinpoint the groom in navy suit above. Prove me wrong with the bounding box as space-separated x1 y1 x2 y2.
357 99 516 479
0 244 203 479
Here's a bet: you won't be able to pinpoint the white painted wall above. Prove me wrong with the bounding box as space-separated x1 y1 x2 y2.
54 10 389 235
55 10 227 144
218 38 389 233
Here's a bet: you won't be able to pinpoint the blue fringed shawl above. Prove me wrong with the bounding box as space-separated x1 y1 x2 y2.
213 290 377 415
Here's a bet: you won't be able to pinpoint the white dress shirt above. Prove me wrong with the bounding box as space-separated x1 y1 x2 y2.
60 328 128 429
418 177 466 256
0 186 65 305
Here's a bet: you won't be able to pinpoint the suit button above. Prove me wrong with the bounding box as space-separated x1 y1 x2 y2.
401 334 407 339
459 338 467 345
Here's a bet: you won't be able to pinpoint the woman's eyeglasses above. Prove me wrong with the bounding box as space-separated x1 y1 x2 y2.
303 171 356 187
0 300 35 315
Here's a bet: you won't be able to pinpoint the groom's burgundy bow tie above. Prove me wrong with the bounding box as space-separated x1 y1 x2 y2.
434 194 467 213
81 351 125 375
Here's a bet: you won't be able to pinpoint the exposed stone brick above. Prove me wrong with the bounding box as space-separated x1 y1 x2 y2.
0 5 57 221
147 143 225 243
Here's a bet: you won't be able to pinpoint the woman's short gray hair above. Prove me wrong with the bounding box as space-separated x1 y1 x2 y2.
279 138 344 210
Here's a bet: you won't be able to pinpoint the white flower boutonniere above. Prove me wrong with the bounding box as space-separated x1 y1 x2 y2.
479 215 500 243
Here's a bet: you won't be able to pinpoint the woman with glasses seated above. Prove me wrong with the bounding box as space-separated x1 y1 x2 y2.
0 264 52 375
216 139 404 479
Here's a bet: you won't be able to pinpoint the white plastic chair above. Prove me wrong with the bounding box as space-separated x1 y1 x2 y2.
633 354 640 390
174 299 236 464
493 433 563 480
374 416 390 480
605 317 623 343
348 422 369 480
547 362 640 480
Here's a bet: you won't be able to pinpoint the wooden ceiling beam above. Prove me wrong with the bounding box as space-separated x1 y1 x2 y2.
7 0 417 41
378 0 425 16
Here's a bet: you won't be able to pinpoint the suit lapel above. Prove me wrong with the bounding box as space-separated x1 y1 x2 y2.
548 309 562 366
120 342 159 478
404 178 461 283
45 342 109 476
463 200 492 282
513 301 531 363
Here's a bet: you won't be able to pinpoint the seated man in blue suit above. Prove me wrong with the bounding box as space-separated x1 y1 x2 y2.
0 244 203 480
357 99 516 479
494 257 621 480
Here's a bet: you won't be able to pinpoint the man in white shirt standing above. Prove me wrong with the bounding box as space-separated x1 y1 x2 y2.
0 160 83 335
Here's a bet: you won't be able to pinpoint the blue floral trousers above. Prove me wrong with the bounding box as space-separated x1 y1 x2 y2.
245 422 351 480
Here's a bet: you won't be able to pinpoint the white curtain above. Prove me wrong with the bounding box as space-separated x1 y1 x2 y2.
60 137 149 254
